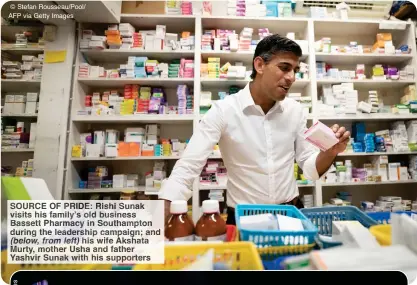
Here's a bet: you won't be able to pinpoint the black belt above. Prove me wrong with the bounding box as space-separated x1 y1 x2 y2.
226 197 304 225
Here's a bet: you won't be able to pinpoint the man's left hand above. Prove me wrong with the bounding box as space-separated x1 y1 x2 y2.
326 124 351 156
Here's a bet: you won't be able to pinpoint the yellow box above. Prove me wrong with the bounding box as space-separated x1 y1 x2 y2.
372 66 384 76
369 224 391 246
133 242 263 270
208 57 221 63
71 145 82 157
376 33 392 41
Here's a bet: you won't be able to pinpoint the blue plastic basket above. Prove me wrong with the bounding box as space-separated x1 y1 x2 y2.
366 211 417 224
300 206 378 248
235 204 318 248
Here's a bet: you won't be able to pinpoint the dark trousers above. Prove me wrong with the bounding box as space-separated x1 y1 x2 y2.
226 197 304 225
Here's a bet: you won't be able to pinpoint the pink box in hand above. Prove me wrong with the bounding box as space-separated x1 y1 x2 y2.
304 121 339 151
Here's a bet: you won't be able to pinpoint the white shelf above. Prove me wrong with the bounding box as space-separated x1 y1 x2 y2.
201 15 309 21
69 186 160 195
71 156 181 161
122 14 195 18
201 78 309 89
120 14 196 31
72 154 223 161
1 47 44 54
69 186 142 194
200 78 250 88
77 78 193 88
1 79 41 92
201 16 309 32
339 151 417 156
313 18 412 25
200 185 227 190
201 50 309 63
315 53 413 65
72 114 195 123
316 113 417 121
1 148 35 153
1 113 38 118
316 79 415 88
81 49 195 63
297 183 315 187
322 180 417 187
313 19 411 36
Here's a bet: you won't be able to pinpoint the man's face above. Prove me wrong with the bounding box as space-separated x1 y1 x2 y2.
255 52 300 101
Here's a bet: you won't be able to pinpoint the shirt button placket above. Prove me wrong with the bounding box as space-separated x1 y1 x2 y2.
264 117 274 199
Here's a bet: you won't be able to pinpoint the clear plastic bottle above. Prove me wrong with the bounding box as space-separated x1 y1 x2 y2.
165 201 195 242
195 200 227 241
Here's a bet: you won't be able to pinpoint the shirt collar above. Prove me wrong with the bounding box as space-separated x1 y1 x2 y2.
240 83 284 113
240 83 256 110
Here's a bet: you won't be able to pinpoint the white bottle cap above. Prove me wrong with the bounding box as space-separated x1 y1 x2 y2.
202 200 219 213
170 201 188 214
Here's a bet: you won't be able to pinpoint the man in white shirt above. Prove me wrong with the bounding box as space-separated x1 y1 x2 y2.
159 35 350 224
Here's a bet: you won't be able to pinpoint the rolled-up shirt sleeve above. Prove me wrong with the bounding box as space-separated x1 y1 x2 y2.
158 102 225 202
295 114 321 181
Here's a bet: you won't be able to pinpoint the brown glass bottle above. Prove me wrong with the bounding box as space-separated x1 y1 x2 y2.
195 200 227 241
165 201 195 242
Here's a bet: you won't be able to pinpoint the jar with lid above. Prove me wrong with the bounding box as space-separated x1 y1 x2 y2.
120 190 136 200
195 200 227 241
165 200 195 242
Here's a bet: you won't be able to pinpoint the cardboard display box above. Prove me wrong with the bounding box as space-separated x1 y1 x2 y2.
121 1 165 14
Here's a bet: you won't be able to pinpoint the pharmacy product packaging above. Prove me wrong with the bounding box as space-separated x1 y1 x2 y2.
304 121 339 151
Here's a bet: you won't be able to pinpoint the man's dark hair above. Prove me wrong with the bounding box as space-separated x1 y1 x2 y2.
251 34 302 79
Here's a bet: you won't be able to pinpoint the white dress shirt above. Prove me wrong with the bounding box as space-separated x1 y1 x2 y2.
159 84 320 207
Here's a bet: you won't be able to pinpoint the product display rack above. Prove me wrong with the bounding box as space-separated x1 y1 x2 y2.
64 14 417 223
1 26 44 176
65 16 199 214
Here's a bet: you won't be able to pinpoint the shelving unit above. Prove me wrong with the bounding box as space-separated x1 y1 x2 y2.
1 22 77 198
1 33 44 176
64 15 199 216
64 14 417 222
310 17 417 207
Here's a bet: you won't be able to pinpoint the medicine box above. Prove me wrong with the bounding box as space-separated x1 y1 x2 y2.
332 220 362 238
276 214 304 231
14 95 26 103
338 222 380 248
26 93 38 102
5 95 15 102
388 163 399 181
113 174 127 188
105 144 118 157
239 213 278 231
14 103 26 114
304 121 338 151
86 144 101 157
105 129 119 144
25 102 37 114
3 103 14 114
146 124 160 135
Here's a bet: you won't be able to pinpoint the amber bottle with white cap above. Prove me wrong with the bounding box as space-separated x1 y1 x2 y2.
165 200 195 242
195 200 227 241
